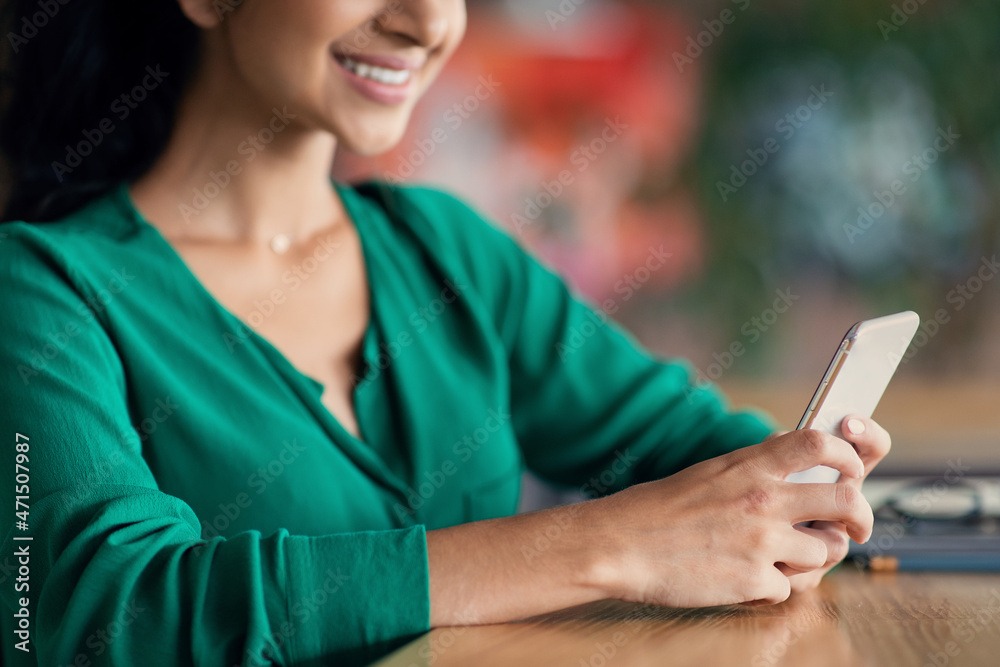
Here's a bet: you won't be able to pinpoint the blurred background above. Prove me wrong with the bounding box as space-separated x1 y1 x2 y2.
332 0 1000 499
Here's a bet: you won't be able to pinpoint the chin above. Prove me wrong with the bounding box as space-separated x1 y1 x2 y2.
333 118 409 157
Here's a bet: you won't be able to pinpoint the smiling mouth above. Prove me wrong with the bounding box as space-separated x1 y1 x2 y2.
333 54 412 86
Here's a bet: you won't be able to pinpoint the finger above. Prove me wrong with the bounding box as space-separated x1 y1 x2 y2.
787 568 824 594
782 481 874 543
785 522 851 592
773 527 829 574
742 565 792 606
767 429 866 481
796 521 851 566
839 415 892 473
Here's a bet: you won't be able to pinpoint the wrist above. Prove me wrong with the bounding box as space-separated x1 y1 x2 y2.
557 497 624 600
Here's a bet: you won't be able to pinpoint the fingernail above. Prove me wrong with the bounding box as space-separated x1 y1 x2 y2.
847 418 865 435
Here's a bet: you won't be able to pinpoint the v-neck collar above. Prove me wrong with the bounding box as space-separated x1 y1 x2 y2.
111 178 413 504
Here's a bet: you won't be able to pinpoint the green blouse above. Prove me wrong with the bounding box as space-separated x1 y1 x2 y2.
0 179 776 666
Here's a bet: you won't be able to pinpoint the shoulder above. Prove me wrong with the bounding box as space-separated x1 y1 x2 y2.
0 189 137 314
0 220 76 282
355 179 510 243
350 179 542 289
1 186 135 260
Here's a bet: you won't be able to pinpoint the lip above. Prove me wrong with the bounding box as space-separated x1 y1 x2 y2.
334 51 425 71
332 51 421 105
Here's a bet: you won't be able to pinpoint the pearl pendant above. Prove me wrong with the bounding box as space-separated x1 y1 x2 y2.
269 234 292 254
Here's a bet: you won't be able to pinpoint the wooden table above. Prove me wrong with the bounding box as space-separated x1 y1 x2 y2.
373 569 1000 666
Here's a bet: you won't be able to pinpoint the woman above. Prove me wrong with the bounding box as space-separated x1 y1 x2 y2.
0 1 887 665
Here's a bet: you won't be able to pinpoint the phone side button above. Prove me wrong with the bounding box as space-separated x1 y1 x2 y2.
807 382 828 412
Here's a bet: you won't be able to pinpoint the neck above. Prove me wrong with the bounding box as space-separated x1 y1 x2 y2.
128 38 346 247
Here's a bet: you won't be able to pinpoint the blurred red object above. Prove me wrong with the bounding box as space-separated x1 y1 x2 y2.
334 1 709 302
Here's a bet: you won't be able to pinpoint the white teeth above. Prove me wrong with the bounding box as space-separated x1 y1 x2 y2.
339 57 411 85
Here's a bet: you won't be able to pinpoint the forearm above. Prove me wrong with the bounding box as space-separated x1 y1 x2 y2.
426 500 612 626
426 421 883 621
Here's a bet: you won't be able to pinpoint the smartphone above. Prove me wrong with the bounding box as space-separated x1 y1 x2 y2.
785 311 920 484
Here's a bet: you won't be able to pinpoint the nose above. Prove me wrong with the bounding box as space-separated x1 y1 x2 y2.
376 0 458 51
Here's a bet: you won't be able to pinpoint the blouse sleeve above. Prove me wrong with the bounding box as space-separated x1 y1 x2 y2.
0 225 429 666
399 186 779 496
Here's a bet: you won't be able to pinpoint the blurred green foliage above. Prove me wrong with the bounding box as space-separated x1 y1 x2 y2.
686 0 999 370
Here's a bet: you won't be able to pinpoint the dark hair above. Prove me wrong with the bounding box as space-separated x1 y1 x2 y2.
0 1 201 222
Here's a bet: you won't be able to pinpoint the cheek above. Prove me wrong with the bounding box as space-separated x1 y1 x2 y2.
217 0 467 151
225 2 377 108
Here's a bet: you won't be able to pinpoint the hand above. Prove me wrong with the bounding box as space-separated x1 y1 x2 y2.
583 427 876 608
784 415 891 594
